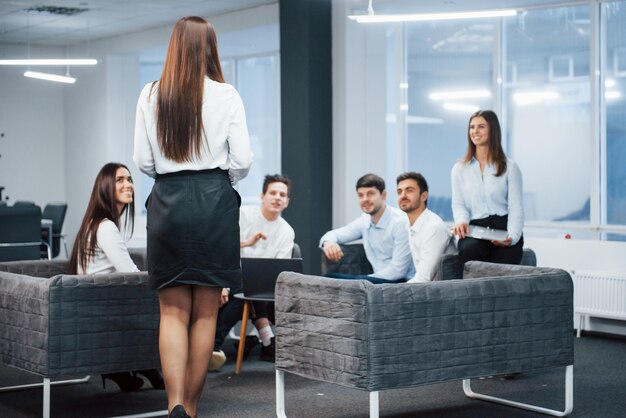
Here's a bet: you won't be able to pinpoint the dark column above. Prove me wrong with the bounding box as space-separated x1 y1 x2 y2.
280 0 332 275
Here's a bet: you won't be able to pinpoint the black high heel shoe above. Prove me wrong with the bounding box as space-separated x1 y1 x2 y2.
132 369 165 390
169 404 191 418
101 372 144 392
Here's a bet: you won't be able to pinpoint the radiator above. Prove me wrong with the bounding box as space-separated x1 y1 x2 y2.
573 270 626 337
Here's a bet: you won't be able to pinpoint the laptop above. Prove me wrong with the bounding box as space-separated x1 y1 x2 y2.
240 257 303 299
467 225 508 241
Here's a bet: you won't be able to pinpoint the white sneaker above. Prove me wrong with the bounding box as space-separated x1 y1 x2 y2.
208 350 227 371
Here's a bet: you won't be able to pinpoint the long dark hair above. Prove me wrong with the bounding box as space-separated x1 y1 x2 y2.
154 16 224 162
462 109 508 176
69 163 135 274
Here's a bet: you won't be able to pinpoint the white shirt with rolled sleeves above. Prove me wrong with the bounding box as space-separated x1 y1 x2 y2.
133 77 253 185
81 219 139 275
239 205 294 259
451 158 524 245
406 208 456 283
319 206 415 281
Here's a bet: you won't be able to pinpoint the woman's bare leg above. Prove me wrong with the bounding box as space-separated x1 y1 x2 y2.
184 285 221 417
158 285 192 414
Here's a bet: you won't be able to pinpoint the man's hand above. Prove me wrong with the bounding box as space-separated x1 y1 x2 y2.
220 288 229 307
241 231 267 248
322 241 344 262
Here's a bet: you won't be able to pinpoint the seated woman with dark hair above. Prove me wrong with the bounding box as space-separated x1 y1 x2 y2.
69 162 164 392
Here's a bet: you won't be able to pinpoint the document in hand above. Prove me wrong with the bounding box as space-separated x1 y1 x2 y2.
467 225 508 241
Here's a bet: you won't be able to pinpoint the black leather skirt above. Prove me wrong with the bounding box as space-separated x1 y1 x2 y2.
146 168 242 290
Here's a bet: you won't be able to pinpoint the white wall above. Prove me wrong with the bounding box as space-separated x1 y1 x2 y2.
332 0 392 226
0 46 66 208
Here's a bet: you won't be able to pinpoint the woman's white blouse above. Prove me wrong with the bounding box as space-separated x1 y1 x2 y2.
451 158 524 245
133 77 253 185
81 220 139 275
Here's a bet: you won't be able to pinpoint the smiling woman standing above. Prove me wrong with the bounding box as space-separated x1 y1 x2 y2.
450 110 524 265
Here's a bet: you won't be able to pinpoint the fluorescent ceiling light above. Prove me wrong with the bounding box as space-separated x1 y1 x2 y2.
513 91 558 106
386 114 444 124
605 79 616 88
429 89 491 101
0 59 97 66
443 102 479 112
349 9 517 24
24 71 76 84
605 91 622 100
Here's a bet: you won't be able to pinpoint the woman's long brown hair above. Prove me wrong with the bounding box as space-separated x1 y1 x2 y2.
461 109 508 176
69 163 135 274
154 16 224 162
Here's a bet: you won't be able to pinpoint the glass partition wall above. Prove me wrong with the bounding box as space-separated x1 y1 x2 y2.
366 0 626 241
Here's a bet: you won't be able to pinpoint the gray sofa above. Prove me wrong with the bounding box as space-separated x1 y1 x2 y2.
0 249 161 418
275 261 574 417
321 243 537 280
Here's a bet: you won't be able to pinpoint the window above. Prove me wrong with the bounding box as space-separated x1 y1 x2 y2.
504 6 591 223
233 54 281 204
606 4 626 227
405 19 496 221
373 0 626 239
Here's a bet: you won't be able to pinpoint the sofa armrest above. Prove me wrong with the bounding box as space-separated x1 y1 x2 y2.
0 259 68 277
0 271 51 375
320 243 373 276
463 260 554 279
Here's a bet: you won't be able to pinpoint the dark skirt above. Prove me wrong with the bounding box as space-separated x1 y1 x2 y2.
458 214 524 265
146 168 242 290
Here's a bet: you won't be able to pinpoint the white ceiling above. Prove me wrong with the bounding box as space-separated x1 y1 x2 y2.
0 0 584 48
0 0 276 46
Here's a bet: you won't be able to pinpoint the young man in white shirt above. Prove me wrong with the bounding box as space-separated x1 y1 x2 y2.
212 174 294 368
396 172 455 283
320 173 414 283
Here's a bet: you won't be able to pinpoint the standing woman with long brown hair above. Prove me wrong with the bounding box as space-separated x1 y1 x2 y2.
450 110 524 265
133 16 252 418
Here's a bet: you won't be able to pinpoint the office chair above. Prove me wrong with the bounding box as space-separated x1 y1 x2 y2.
13 200 37 207
41 203 68 258
0 205 45 262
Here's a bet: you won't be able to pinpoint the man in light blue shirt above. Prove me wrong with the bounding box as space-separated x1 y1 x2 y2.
320 173 415 283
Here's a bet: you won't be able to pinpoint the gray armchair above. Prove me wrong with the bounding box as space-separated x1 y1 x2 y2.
275 262 574 417
0 249 159 418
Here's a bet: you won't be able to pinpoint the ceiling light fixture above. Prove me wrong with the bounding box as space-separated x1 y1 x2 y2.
429 89 491 100
605 91 622 100
443 103 480 112
24 70 76 84
0 59 97 66
349 0 517 23
513 91 559 106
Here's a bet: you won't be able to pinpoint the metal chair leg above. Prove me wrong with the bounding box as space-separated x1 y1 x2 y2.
276 369 287 418
462 365 574 417
235 301 251 374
